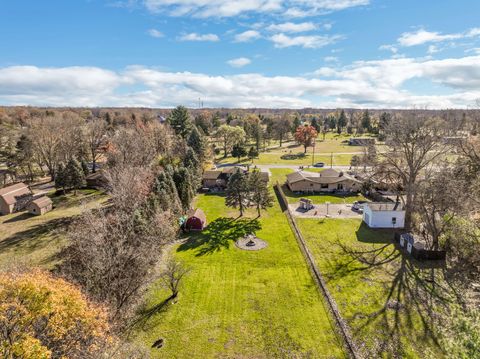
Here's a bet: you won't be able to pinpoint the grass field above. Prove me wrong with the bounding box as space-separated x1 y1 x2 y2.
216 151 354 166
270 168 367 204
134 193 347 358
0 189 108 269
296 218 440 358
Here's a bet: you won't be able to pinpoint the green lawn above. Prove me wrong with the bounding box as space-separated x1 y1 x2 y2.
216 152 354 166
134 193 347 358
296 218 441 358
0 189 108 269
270 168 367 204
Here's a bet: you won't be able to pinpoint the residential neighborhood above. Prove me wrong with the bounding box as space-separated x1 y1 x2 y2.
1 1 480 358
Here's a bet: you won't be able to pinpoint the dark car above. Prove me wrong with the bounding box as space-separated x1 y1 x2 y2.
313 162 325 168
352 200 368 212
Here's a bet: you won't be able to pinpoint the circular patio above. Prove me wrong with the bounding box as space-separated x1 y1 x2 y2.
235 234 268 251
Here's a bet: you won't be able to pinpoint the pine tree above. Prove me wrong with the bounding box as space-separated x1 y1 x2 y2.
55 163 67 194
184 147 200 173
248 146 259 162
187 126 207 162
65 158 86 196
248 169 274 217
292 117 301 134
173 167 196 212
231 144 247 162
225 168 249 216
311 118 321 132
167 106 192 139
361 110 372 132
337 110 347 133
80 158 90 177
151 170 182 214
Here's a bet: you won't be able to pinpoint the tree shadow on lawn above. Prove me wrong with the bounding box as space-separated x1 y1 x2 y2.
0 217 72 255
177 217 261 257
3 212 33 223
329 229 455 357
355 222 394 244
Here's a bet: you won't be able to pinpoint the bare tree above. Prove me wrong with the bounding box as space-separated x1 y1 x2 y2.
375 114 451 229
86 119 108 173
159 257 190 299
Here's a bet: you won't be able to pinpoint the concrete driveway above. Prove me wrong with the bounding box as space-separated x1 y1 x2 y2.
288 203 363 219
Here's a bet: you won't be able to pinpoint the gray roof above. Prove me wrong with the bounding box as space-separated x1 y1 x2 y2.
367 202 403 211
286 169 361 185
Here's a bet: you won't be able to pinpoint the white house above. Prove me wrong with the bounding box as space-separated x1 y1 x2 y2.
362 202 405 229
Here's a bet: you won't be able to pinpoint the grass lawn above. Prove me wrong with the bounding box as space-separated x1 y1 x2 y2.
270 168 367 204
134 192 347 358
0 189 108 269
296 218 440 358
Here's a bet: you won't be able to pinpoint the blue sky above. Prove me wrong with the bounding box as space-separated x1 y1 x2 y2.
1 0 480 108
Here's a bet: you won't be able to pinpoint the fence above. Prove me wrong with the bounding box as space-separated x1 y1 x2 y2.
274 182 359 359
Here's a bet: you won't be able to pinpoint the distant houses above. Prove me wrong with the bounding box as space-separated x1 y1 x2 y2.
286 168 361 193
362 202 405 229
202 167 269 190
0 183 32 215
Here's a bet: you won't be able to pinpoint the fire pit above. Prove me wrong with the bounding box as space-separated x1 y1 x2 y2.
235 234 268 251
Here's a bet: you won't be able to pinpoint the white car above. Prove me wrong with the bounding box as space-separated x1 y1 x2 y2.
352 201 367 212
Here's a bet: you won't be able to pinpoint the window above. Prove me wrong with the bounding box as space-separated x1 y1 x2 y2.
392 217 397 225
337 184 344 190
321 184 328 189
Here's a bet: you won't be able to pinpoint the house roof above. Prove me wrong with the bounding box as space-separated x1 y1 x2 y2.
367 202 403 212
188 208 206 223
202 170 221 180
0 183 31 205
286 169 360 185
31 196 53 208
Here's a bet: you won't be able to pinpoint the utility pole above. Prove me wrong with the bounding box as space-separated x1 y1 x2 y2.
330 152 333 168
311 139 316 166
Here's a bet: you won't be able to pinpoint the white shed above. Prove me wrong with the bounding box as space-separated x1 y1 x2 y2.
363 202 405 229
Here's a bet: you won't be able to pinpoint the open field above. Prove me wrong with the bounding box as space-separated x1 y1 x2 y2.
0 189 108 269
296 218 440 358
270 168 368 204
134 193 346 358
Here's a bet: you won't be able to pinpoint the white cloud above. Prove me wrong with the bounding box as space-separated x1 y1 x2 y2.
324 56 338 62
147 29 164 38
178 32 219 42
143 0 369 18
2 55 480 108
269 33 342 48
234 30 261 42
227 57 251 68
267 22 317 33
398 27 480 47
379 44 398 54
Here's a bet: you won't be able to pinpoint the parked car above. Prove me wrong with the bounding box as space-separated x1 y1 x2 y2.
313 162 325 168
352 201 367 212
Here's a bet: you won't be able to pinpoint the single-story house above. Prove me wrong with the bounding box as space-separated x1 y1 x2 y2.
0 183 32 215
185 208 207 231
202 167 269 190
362 202 405 229
27 196 53 216
349 138 376 146
286 168 361 193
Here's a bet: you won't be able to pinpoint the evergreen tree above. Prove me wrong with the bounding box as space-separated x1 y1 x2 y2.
65 158 86 195
248 169 274 217
184 147 201 173
379 112 391 131
328 116 337 130
231 144 247 162
151 170 182 214
225 168 249 216
80 158 90 177
55 163 67 194
187 126 207 161
167 106 192 139
292 117 301 134
310 118 321 132
248 146 259 162
173 167 196 212
361 110 372 132
337 110 347 133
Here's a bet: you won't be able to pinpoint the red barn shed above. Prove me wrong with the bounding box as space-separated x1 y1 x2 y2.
185 209 207 231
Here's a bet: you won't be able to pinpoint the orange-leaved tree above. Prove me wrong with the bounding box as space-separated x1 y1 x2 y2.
0 270 112 358
294 125 318 153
